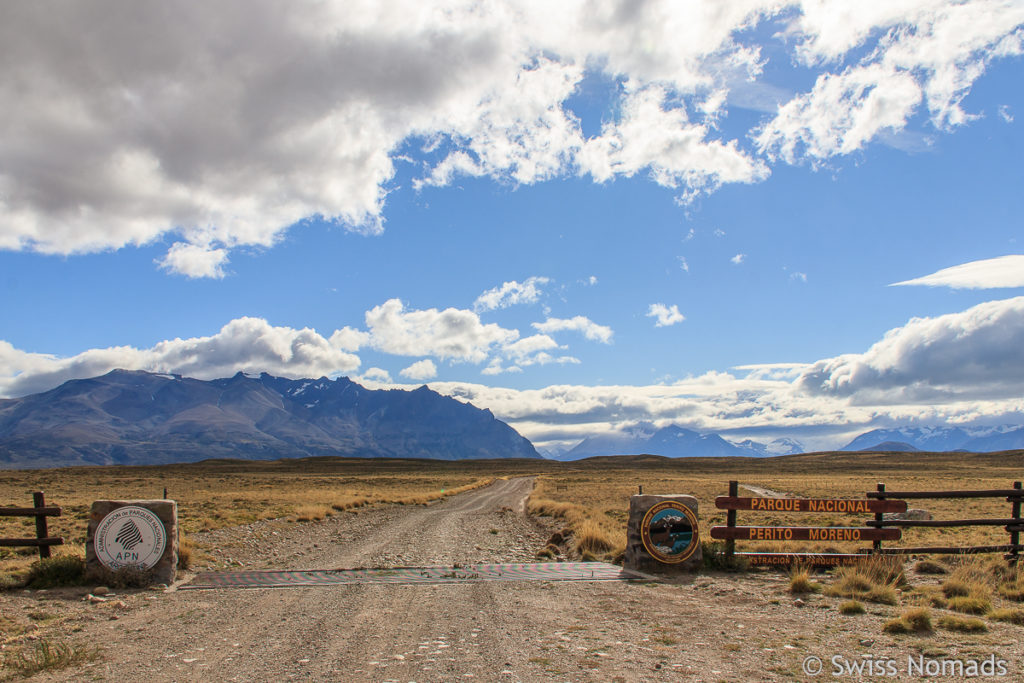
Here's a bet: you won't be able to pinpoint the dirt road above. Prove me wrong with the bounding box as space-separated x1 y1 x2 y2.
10 477 1024 682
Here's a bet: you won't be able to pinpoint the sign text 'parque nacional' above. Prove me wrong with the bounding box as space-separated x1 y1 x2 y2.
715 497 908 514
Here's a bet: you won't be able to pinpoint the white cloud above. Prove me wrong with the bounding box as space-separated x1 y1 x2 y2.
890 255 1024 289
791 271 808 282
731 253 746 265
400 359 438 381
532 316 613 344
364 298 518 363
360 367 392 384
760 1 1024 161
1000 104 1015 122
158 242 230 279
678 256 690 272
0 318 361 398
578 84 769 201
3 2 1016 274
647 303 686 327
329 326 371 352
473 276 550 312
798 297 1024 401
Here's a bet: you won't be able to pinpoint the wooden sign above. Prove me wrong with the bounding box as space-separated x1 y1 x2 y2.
739 552 868 567
715 496 907 514
711 525 901 542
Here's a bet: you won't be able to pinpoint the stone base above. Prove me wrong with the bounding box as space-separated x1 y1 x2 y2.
624 494 702 572
86 500 178 586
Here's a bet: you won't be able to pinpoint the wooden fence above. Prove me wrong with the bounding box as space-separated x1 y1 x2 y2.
0 491 64 560
711 480 1024 567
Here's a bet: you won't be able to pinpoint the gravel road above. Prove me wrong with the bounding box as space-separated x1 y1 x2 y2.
11 476 1024 682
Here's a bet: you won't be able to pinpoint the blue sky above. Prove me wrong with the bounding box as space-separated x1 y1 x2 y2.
1 1 1023 453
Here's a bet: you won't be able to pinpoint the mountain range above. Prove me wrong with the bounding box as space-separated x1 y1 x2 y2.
0 370 540 468
840 426 1024 453
553 424 804 460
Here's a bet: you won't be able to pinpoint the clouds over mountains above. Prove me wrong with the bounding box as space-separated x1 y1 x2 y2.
4 295 1024 450
2 1 1021 277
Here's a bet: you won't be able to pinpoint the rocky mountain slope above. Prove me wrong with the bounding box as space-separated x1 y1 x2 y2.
0 370 540 468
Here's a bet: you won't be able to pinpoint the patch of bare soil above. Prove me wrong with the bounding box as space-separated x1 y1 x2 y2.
4 477 1024 682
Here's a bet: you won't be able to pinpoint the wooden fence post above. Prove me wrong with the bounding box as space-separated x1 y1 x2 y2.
873 483 885 554
1011 481 1022 563
725 480 738 561
33 491 51 560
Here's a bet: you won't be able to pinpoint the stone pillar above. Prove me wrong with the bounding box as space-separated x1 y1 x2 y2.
624 494 701 572
86 500 178 586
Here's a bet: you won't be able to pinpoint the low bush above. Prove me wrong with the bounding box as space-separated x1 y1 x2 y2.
838 600 864 615
941 579 970 598
914 559 947 575
947 596 992 615
24 554 86 589
1 639 99 676
937 615 987 633
700 541 748 571
882 607 932 634
987 608 1024 625
788 566 817 594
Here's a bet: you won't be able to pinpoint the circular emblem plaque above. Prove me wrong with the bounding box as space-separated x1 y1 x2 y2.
94 506 167 570
640 500 699 564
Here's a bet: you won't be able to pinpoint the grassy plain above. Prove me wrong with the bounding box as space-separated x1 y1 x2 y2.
2 449 1023 575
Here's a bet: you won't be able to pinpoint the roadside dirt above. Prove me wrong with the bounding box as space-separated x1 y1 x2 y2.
4 477 1024 682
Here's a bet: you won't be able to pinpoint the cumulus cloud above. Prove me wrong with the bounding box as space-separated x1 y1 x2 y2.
759 1 1024 161
647 303 686 327
731 253 746 265
158 242 230 279
0 318 361 397
1000 105 1015 122
399 359 438 381
890 255 1024 289
473 276 550 312
797 297 1024 401
360 367 393 384
2 2 1019 274
364 298 518 363
532 316 613 344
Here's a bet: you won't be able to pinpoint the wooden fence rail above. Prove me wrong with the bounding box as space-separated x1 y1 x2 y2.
713 479 1024 567
0 491 63 560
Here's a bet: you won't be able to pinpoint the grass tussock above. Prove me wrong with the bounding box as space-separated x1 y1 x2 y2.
1 639 99 677
293 504 333 522
788 565 818 594
825 556 904 605
987 607 1024 625
177 533 193 571
24 553 86 589
947 595 992 615
883 607 932 634
941 579 970 598
838 600 865 615
914 559 947 575
937 615 988 633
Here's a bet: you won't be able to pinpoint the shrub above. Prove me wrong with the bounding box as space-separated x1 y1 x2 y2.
177 533 193 571
700 541 748 571
937 615 987 633
24 554 86 589
826 561 899 605
838 600 865 615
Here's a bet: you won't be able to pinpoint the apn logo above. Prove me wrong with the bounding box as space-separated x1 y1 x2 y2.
115 520 144 551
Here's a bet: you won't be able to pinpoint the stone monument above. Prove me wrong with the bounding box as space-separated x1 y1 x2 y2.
86 500 178 585
624 494 701 572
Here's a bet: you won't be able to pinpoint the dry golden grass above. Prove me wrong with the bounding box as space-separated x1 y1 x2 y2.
0 456 538 581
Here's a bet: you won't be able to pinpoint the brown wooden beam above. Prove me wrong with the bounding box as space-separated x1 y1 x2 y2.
0 507 62 517
0 537 64 547
875 544 1023 555
867 489 1024 500
867 518 1022 528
